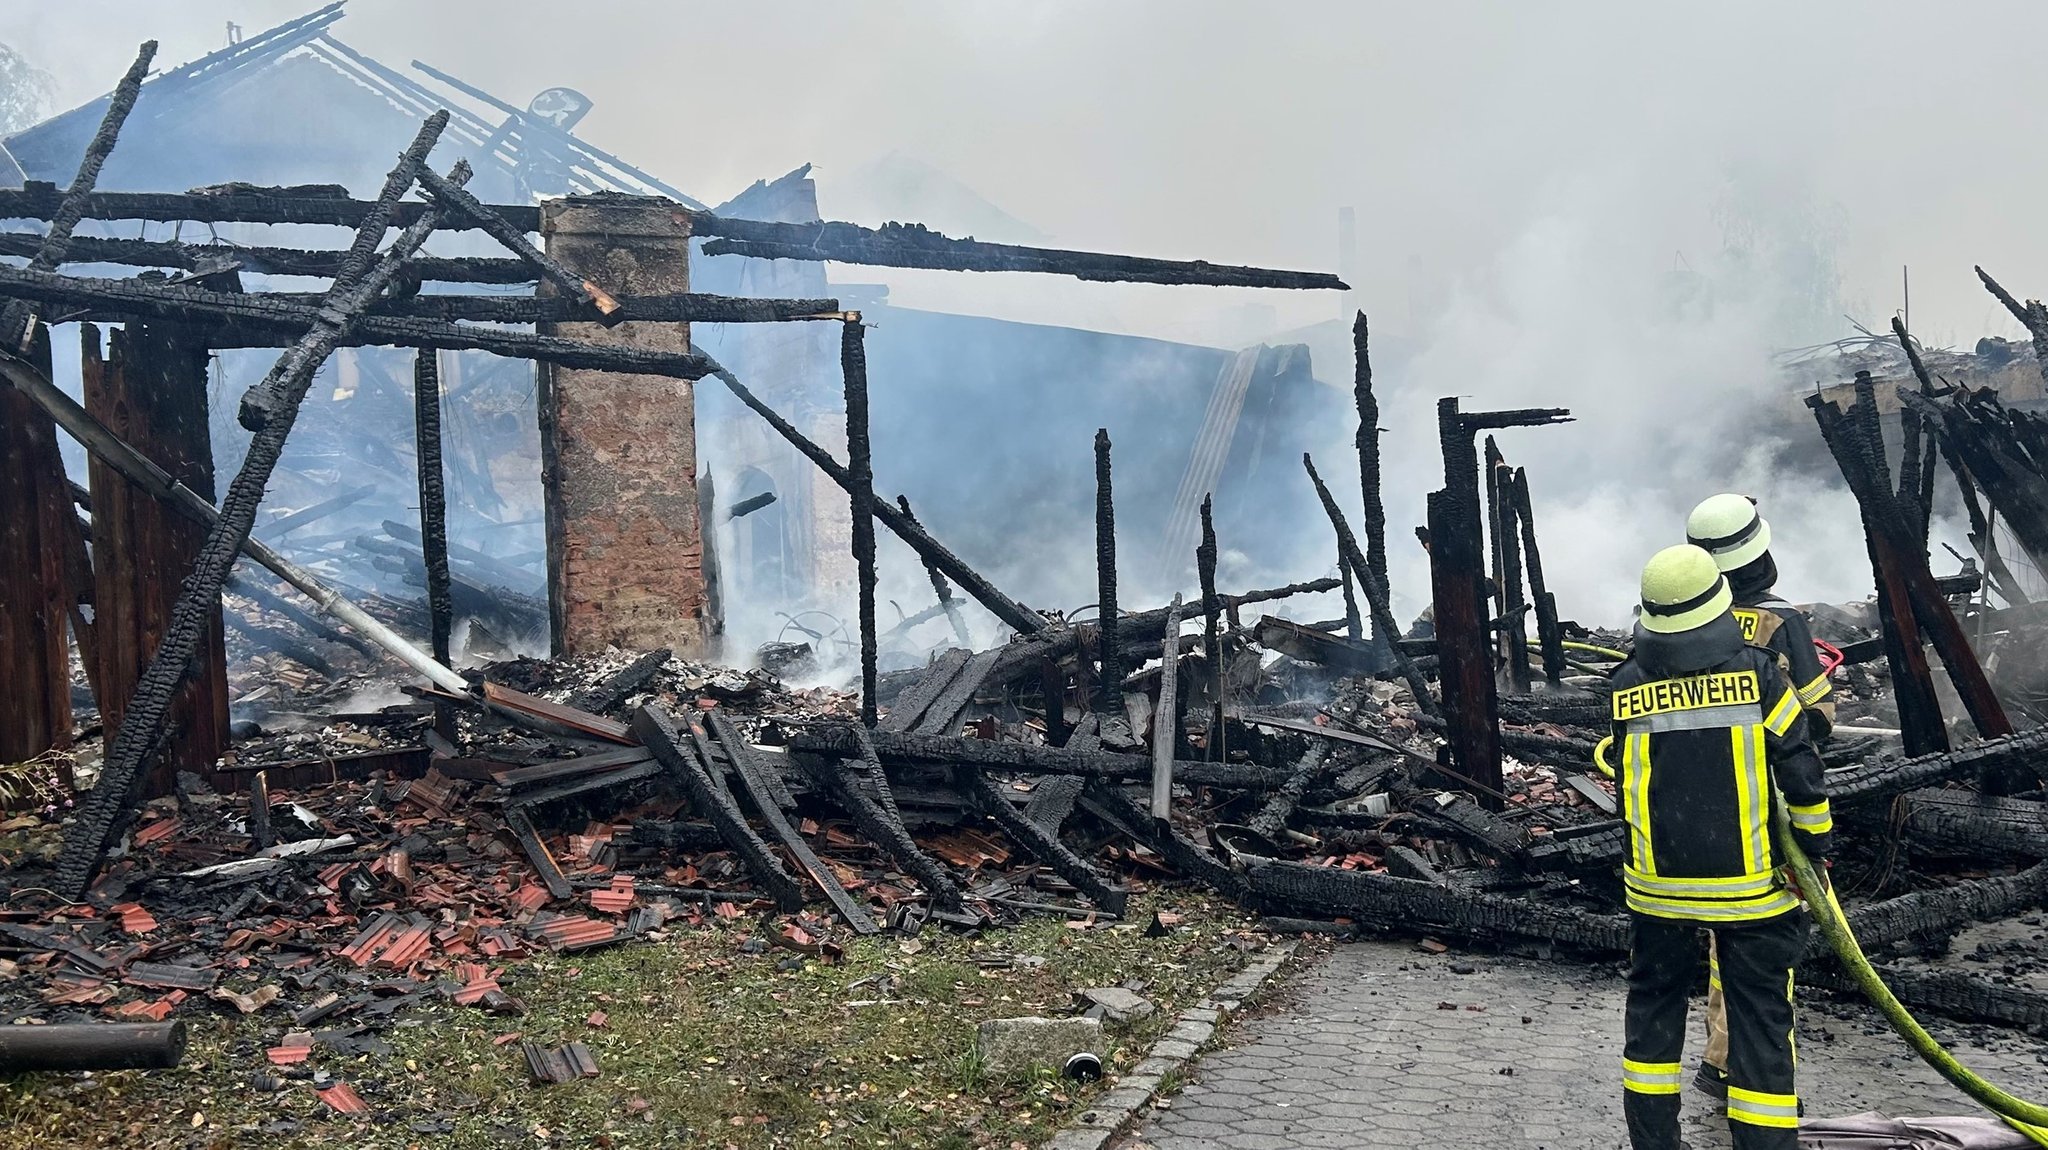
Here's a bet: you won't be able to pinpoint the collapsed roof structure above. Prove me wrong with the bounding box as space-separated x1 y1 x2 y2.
5 5 2048 1097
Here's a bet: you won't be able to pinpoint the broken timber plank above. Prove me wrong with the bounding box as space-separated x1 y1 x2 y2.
959 764 1126 915
912 647 1004 736
705 707 795 811
789 725 1285 789
504 807 572 900
1083 779 1245 900
879 648 972 733
707 710 876 934
633 705 803 912
792 748 963 912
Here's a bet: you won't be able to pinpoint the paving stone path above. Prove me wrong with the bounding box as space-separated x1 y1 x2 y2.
1122 939 2048 1150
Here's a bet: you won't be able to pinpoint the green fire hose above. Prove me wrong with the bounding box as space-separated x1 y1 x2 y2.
1771 794 2048 1140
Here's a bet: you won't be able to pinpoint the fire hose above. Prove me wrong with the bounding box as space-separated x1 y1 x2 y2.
1771 793 2048 1141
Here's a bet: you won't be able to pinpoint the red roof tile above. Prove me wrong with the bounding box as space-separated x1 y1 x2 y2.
317 1082 370 1115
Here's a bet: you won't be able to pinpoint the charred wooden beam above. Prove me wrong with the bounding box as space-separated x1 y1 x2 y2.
0 182 540 233
1351 312 1391 617
412 350 454 740
1152 594 1185 820
1895 790 2048 860
1507 467 1566 685
1803 964 2048 1032
1838 861 2048 952
416 165 621 323
1488 442 1532 693
1197 497 1226 762
0 184 1344 290
634 705 804 911
1303 453 1435 714
0 231 534 284
504 806 573 900
1811 382 2012 749
898 497 971 649
844 322 880 728
53 118 457 899
1239 855 1630 952
789 724 1285 789
702 353 1045 635
1814 384 1945 754
957 764 1126 915
1083 779 1246 899
880 648 973 734
695 216 1346 290
1336 541 1362 641
707 709 877 934
253 484 374 540
0 1021 186 1074
1095 428 1122 709
1428 480 1501 810
913 648 1004 737
0 264 719 379
793 741 963 911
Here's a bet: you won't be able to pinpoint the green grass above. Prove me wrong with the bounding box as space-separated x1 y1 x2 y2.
0 892 1260 1150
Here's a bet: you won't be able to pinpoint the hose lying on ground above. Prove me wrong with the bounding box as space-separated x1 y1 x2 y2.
1774 792 2048 1139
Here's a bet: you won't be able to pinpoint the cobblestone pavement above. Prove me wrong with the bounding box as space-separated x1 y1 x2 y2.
1123 939 2048 1150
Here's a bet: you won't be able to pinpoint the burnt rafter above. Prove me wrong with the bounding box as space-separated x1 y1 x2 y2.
0 185 1344 291
0 264 719 377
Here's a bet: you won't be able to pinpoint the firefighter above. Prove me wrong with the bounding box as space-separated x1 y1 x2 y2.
1685 493 1836 1101
1605 545 1832 1150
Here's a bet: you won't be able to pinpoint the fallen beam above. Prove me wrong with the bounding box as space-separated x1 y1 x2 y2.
634 705 803 912
1895 790 2048 860
789 725 1288 790
707 709 877 934
958 764 1126 915
0 1021 186 1074
792 742 963 912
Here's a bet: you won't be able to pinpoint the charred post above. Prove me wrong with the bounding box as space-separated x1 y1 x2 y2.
1095 429 1121 710
1509 468 1567 684
1197 496 1226 762
1351 312 1391 616
1491 447 1532 694
842 321 880 727
412 350 455 741
1809 384 1948 756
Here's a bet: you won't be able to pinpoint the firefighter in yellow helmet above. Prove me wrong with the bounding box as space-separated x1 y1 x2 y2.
1607 545 1832 1150
1684 493 1836 1103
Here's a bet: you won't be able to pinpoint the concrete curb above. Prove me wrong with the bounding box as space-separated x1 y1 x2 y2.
1044 938 1301 1150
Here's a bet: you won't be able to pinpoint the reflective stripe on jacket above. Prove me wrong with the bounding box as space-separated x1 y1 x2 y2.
1731 596 1835 740
1608 640 1831 923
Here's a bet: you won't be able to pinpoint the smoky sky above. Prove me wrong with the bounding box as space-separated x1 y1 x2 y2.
9 1 2048 626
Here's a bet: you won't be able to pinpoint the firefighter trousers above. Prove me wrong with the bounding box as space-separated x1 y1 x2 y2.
1623 910 1807 1150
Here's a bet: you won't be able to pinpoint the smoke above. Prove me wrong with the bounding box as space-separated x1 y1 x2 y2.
7 0 2045 644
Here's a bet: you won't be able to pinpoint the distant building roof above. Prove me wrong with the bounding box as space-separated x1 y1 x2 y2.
2 1 705 207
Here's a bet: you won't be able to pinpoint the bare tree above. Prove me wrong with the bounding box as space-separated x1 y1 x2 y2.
0 42 55 135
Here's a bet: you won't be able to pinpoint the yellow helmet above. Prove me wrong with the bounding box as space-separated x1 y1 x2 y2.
1685 493 1771 573
1638 544 1731 634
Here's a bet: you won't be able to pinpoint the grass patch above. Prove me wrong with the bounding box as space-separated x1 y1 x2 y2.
0 892 1261 1149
